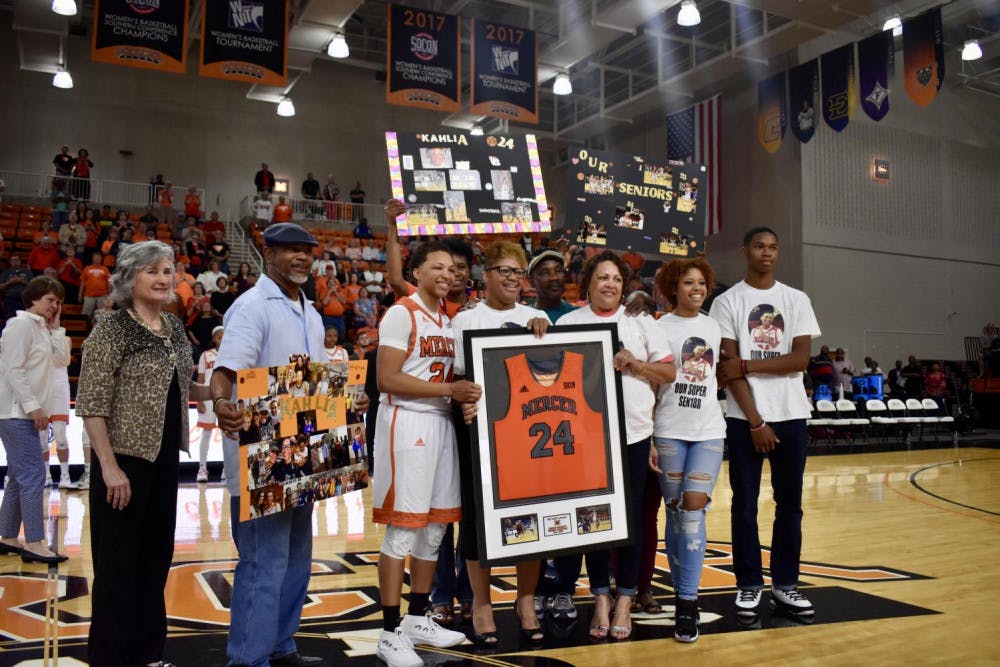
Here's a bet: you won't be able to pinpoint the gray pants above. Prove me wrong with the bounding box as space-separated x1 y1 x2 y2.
0 418 46 542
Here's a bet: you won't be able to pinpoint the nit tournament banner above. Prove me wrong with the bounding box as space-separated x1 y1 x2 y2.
386 4 461 113
236 355 369 522
200 0 288 86
903 7 944 107
91 0 189 73
385 131 549 236
565 147 707 258
471 19 538 124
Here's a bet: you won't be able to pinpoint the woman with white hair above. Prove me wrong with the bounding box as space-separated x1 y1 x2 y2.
77 240 211 666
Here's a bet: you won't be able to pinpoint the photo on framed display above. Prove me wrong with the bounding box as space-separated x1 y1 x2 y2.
464 324 630 565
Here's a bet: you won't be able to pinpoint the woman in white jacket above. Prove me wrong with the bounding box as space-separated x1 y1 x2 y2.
0 276 71 563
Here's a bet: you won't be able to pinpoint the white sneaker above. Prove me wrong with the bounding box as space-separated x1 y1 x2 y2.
220 470 227 483
377 628 423 667
734 588 762 614
534 594 547 620
77 471 90 490
400 613 466 648
771 587 814 615
58 477 80 490
196 467 209 483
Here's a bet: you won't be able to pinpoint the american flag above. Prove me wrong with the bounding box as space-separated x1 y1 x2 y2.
667 94 722 236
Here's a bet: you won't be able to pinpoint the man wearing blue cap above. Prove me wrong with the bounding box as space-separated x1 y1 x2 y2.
211 222 367 666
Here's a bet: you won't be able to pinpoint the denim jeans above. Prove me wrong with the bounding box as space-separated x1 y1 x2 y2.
653 437 724 600
431 523 472 606
0 418 46 543
228 497 313 667
726 418 808 590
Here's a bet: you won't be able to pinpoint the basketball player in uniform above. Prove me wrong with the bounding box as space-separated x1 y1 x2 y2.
195 325 224 482
373 240 482 667
750 311 783 350
452 241 550 646
682 345 710 382
43 359 88 489
710 227 821 618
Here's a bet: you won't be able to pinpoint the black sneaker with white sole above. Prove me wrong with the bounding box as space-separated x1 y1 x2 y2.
734 588 762 615
674 598 699 643
770 587 814 615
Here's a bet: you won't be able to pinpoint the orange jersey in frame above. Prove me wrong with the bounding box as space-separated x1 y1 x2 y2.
492 351 609 504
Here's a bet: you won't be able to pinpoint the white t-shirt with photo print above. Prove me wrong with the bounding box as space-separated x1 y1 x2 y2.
709 280 821 422
451 302 549 377
654 313 726 440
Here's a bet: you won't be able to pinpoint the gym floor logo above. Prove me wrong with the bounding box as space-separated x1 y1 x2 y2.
0 542 937 664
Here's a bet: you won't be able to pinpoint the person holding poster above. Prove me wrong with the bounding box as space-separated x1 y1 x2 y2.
649 257 726 643
452 242 550 646
372 241 481 666
556 250 675 640
209 223 343 667
710 227 821 619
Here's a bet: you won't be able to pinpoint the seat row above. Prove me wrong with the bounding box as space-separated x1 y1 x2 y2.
808 398 957 447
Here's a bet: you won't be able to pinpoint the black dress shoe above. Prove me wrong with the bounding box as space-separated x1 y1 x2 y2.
20 550 68 564
0 542 22 556
270 653 325 667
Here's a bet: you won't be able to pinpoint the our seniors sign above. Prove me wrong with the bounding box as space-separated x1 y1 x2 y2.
386 131 550 236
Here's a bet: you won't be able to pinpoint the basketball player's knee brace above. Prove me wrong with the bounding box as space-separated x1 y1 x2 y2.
51 422 68 450
381 525 419 560
411 523 447 561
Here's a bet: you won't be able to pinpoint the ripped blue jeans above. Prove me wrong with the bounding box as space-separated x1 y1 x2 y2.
653 437 724 601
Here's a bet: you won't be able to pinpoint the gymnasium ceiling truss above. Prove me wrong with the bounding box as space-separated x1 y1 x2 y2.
5 0 999 141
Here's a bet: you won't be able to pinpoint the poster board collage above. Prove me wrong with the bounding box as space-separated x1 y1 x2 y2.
565 146 708 258
386 131 550 236
236 355 369 522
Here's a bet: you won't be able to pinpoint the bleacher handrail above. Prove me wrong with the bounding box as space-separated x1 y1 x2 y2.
244 192 387 230
0 168 206 212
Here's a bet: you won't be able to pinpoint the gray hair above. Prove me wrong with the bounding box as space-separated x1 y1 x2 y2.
109 241 176 308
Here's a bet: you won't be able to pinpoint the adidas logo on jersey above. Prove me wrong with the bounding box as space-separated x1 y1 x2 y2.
519 385 529 393
414 438 425 446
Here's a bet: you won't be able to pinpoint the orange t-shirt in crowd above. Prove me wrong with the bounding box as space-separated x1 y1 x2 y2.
316 276 345 317
174 272 195 306
621 251 644 273
184 193 201 218
203 218 225 235
28 245 60 272
33 230 57 244
273 203 293 223
80 264 111 297
159 188 173 206
342 283 362 308
100 241 117 267
59 257 83 286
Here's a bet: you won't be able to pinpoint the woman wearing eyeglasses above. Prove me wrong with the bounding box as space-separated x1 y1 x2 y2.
452 242 550 647
76 241 211 667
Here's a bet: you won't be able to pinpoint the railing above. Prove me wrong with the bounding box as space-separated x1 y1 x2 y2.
227 210 265 276
0 168 205 213
241 193 387 230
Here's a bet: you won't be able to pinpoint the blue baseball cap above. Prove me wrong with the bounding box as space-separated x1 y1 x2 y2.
263 223 318 247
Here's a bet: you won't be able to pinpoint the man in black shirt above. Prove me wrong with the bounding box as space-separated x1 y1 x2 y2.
302 172 321 219
53 145 75 176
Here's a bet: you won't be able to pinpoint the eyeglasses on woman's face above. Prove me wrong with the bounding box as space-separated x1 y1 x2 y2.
485 266 528 280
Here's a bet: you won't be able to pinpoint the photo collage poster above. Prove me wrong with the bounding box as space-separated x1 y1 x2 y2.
236 355 369 522
565 146 708 258
386 131 550 236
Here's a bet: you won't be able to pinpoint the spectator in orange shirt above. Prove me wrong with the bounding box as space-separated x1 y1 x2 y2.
174 261 197 308
158 181 174 224
202 211 225 236
273 196 293 223
100 228 120 269
79 252 111 318
315 264 346 339
342 272 362 309
28 236 61 275
32 220 59 246
184 186 202 220
621 248 644 274
57 248 83 303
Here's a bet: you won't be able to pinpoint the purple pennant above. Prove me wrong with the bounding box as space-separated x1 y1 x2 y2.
858 30 894 121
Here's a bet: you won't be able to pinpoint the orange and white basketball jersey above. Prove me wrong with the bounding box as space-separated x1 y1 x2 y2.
382 296 455 414
492 351 609 504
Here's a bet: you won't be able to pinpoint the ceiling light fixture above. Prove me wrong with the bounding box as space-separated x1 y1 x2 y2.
961 39 983 61
553 73 572 95
677 1 701 27
51 0 77 16
276 98 295 117
883 16 902 37
52 69 73 89
327 33 349 59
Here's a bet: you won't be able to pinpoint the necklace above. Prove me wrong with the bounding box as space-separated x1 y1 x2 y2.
128 309 177 364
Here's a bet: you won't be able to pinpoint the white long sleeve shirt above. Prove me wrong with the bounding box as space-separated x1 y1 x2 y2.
0 310 71 419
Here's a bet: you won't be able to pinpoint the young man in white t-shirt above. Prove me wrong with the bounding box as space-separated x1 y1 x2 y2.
709 226 821 618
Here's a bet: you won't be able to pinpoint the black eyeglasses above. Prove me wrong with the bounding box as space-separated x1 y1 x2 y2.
485 266 528 279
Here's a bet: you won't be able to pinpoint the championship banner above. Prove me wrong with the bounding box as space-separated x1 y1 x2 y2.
386 4 461 113
470 19 538 124
200 0 288 86
236 355 368 522
757 72 787 153
385 131 549 236
858 30 894 121
565 146 707 258
91 0 189 73
821 43 856 132
903 7 944 107
788 60 818 143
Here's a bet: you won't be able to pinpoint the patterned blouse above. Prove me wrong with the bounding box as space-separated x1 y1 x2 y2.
76 309 193 462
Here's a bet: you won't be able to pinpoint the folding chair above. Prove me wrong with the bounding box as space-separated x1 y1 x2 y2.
836 399 870 444
920 398 957 444
888 398 920 446
866 399 898 445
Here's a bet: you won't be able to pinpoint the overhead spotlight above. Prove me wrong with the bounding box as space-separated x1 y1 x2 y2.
52 69 73 89
553 73 572 96
327 33 349 59
276 98 295 117
883 16 902 37
677 0 701 27
470 125 484 136
51 0 77 16
962 39 983 61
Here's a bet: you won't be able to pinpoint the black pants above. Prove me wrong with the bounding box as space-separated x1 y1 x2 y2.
88 439 179 666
